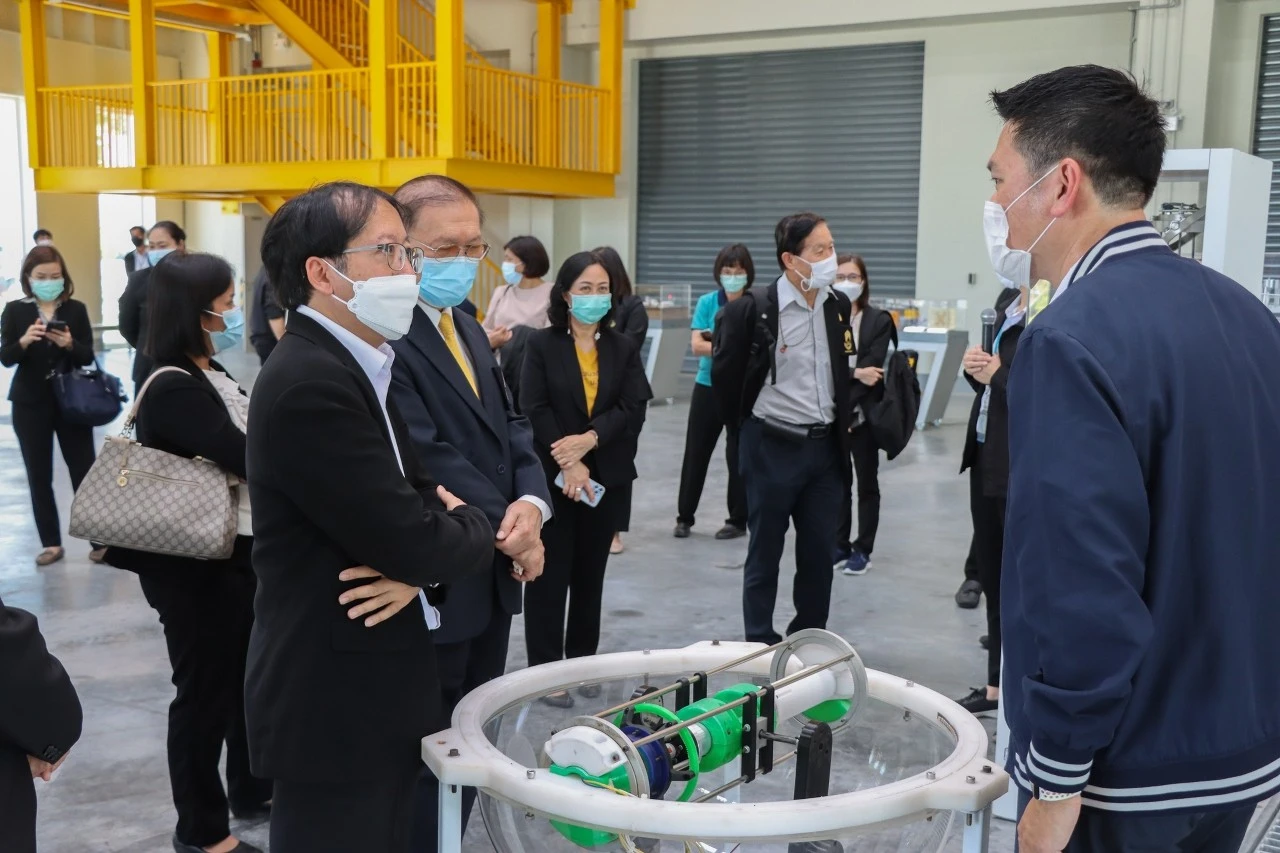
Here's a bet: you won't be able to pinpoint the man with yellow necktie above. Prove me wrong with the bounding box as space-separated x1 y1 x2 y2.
387 175 552 853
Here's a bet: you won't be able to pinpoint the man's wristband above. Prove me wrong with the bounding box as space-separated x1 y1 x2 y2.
1033 784 1080 803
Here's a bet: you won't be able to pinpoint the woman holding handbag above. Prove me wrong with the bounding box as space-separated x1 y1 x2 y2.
0 245 100 566
102 252 271 853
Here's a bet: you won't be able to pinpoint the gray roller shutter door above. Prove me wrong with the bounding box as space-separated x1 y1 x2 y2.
1254 15 1280 259
635 42 925 314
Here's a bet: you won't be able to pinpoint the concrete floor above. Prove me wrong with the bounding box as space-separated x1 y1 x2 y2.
0 348 1015 852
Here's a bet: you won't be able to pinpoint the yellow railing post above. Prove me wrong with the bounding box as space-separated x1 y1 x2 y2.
598 0 626 175
369 0 397 160
18 0 47 169
208 33 230 165
435 0 465 160
129 0 157 168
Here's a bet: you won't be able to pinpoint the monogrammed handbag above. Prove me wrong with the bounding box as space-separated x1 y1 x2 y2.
69 367 240 560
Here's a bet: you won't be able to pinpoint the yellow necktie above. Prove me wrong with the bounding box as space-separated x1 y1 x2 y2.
438 312 478 397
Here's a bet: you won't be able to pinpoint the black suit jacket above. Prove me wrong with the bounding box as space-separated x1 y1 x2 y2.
611 294 649 349
0 298 95 405
712 280 856 450
389 306 551 645
848 306 896 419
961 287 1025 498
244 310 494 784
119 267 155 385
519 326 652 489
124 249 144 276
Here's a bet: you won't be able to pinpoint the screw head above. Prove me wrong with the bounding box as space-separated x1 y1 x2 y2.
966 775 976 784
448 748 460 757
526 769 536 780
926 771 936 780
982 765 993 774
712 639 721 646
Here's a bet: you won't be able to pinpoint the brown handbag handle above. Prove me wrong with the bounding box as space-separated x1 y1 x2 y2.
121 366 189 436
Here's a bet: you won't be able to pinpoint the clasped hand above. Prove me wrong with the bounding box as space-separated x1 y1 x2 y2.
551 432 596 468
28 752 67 781
496 499 545 583
963 346 1002 385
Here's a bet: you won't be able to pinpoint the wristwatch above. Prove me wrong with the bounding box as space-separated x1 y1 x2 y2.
1033 784 1080 803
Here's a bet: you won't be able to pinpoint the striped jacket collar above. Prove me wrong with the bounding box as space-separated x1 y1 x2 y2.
1051 220 1170 304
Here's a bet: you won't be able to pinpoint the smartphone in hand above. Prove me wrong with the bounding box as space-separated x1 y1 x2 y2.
553 472 607 507
45 320 68 333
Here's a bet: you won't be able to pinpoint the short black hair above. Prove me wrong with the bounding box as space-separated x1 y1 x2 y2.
837 252 870 312
394 174 485 228
149 220 187 244
547 251 612 330
20 246 74 300
504 235 550 279
129 225 145 236
261 181 406 311
33 229 52 242
145 252 234 363
713 243 755 290
991 65 1165 209
775 213 826 270
591 245 633 300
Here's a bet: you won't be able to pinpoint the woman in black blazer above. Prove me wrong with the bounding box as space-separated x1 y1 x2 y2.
0 246 98 566
119 220 187 390
103 252 270 853
520 251 652 707
833 254 895 578
593 245 650 554
954 284 1025 717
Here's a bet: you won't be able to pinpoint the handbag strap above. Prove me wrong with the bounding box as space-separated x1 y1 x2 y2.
121 366 190 437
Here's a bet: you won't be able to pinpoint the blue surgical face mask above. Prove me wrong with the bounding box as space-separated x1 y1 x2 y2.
501 261 523 286
570 293 612 325
31 279 65 302
204 306 245 355
418 257 479 308
720 273 748 293
149 247 175 265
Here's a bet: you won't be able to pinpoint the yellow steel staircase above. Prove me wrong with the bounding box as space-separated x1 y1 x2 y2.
20 0 631 209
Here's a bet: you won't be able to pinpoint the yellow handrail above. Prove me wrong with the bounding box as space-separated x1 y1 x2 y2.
391 61 438 158
279 0 368 66
472 255 503 319
36 84 134 168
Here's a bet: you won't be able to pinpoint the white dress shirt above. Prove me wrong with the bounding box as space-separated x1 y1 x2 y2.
417 300 551 526
294 305 440 629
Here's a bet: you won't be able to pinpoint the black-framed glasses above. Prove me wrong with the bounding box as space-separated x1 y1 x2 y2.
341 242 425 273
417 241 491 262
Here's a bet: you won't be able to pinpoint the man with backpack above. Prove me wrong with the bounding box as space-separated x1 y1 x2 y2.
712 212 856 645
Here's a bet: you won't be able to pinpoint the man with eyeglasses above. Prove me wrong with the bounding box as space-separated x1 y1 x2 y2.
387 174 551 853
245 181 494 853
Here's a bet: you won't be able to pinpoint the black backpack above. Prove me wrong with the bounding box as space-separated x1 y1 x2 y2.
865 324 921 460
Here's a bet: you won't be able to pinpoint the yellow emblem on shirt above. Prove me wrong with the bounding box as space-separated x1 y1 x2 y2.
843 328 854 354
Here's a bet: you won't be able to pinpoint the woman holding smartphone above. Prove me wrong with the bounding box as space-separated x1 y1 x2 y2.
0 246 99 566
519 251 652 706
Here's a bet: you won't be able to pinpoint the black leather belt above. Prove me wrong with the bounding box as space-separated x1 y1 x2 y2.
750 415 833 441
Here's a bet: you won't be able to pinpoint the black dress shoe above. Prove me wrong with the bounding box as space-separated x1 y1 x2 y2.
955 579 982 609
539 692 575 709
979 634 990 650
954 687 998 716
714 524 746 540
578 684 602 699
673 522 692 539
173 835 264 853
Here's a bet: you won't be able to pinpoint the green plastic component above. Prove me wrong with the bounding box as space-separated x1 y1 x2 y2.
549 764 629 848
625 702 701 802
804 698 852 724
677 696 740 772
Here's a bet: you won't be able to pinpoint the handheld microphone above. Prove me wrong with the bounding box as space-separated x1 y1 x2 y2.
981 308 998 354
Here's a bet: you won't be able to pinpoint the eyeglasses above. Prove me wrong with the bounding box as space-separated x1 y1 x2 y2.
835 273 865 284
341 242 425 273
416 241 491 262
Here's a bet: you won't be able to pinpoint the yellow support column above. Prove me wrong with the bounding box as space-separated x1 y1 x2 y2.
598 0 628 174
369 0 397 160
537 1 563 80
536 1 564 169
435 0 465 161
18 0 47 168
207 32 230 165
129 0 158 168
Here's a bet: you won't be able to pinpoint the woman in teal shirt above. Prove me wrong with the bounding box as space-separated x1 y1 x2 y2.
674 244 754 540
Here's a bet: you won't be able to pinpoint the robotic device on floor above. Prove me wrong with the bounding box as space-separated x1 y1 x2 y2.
423 629 1008 853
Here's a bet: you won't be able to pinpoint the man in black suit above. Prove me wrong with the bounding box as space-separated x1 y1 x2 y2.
0 595 82 853
389 175 551 853
246 181 495 853
124 225 149 275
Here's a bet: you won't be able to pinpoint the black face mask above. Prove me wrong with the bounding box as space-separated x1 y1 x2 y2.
131 235 145 247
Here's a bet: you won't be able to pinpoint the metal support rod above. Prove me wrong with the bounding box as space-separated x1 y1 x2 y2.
960 806 992 853
692 749 799 803
761 731 798 745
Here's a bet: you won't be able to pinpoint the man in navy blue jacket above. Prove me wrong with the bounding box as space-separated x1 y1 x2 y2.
984 65 1280 852
389 174 550 853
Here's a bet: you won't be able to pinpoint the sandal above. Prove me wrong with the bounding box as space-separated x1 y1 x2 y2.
35 547 64 567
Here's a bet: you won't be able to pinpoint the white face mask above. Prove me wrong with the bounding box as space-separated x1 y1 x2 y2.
323 262 419 341
834 282 863 303
793 252 838 292
982 165 1059 288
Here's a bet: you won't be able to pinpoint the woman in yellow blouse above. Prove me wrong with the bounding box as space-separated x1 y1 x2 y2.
519 251 652 707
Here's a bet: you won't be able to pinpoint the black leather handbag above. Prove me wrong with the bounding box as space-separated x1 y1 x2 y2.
52 362 128 427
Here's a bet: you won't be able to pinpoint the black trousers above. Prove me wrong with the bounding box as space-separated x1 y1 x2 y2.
273 758 421 853
0 747 36 853
525 489 617 667
138 544 271 848
412 610 512 853
836 424 881 556
964 535 979 583
613 480 633 533
11 399 95 549
969 444 1005 688
739 418 843 645
1015 790 1255 852
676 383 746 529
